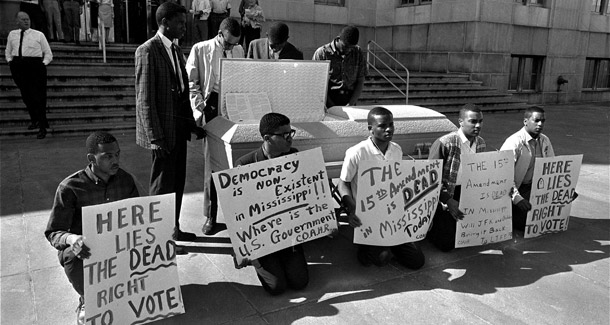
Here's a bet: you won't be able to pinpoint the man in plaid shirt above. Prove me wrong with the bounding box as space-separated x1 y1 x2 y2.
427 104 486 252
45 131 139 324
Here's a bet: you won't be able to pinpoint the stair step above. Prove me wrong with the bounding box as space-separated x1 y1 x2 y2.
3 110 135 127
0 122 136 138
0 101 135 113
0 91 134 103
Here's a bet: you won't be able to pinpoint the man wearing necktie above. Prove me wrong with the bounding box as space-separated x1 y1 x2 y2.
186 17 244 235
135 2 206 248
5 11 53 139
501 106 557 231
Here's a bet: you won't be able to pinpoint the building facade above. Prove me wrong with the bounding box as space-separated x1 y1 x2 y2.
2 0 609 104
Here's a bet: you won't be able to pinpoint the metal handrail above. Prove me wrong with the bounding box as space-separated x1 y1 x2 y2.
366 40 409 104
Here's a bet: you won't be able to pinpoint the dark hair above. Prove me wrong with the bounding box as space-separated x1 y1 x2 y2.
260 113 290 136
86 131 117 154
15 11 29 19
268 22 289 44
156 2 187 26
219 17 241 37
340 25 359 46
459 103 482 119
524 106 545 119
367 106 393 126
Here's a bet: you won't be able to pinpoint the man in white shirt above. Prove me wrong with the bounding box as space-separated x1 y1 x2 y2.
500 106 556 231
5 11 53 139
338 107 425 269
186 17 244 235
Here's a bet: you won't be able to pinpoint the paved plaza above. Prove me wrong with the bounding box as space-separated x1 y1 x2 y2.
1 102 608 324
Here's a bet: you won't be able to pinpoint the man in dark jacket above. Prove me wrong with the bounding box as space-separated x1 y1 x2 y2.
247 22 303 60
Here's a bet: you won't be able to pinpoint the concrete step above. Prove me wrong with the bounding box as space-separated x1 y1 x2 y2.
365 79 484 87
0 81 134 92
2 110 135 128
0 121 135 138
360 92 518 103
0 100 135 113
0 91 134 103
362 87 498 96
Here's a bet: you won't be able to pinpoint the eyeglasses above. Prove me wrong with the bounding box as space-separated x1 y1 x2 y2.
268 129 296 140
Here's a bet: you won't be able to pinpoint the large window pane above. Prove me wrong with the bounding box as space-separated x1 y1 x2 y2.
597 60 610 88
509 57 520 90
583 59 595 89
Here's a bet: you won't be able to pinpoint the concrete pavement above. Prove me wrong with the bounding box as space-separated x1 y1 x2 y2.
1 102 608 324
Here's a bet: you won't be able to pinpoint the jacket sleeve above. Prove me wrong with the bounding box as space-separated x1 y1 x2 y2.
186 45 206 126
428 139 450 204
135 45 165 145
500 136 524 204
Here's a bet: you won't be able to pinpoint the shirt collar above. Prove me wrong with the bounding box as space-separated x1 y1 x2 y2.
85 164 105 185
157 31 173 50
214 35 224 50
520 126 536 143
457 128 472 145
329 38 340 55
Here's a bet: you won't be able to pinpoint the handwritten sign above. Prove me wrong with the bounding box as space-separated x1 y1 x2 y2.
524 155 582 238
354 159 442 246
82 194 184 325
213 148 337 264
456 151 514 248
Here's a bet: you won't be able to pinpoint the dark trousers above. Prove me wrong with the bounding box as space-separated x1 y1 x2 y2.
208 12 228 39
150 137 188 229
255 245 309 295
204 91 219 124
428 186 461 252
327 89 352 108
240 25 260 53
512 183 532 231
9 57 49 128
358 243 425 269
193 19 208 43
59 247 84 296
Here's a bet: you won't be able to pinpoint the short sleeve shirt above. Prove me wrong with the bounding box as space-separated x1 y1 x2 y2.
340 138 403 198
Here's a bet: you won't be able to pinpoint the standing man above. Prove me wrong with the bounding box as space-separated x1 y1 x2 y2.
45 131 139 324
186 17 244 235
208 0 230 39
338 107 425 269
135 2 206 244
247 22 303 60
233 113 309 295
427 103 486 252
190 0 211 43
43 0 65 41
500 106 556 231
62 0 83 44
313 25 367 108
5 11 52 139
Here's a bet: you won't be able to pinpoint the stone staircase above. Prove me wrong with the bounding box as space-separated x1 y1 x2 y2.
1 43 528 139
0 43 137 139
360 70 528 112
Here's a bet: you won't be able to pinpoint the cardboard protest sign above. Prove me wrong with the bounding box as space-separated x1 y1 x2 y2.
456 151 514 248
213 147 337 265
82 193 184 325
524 154 582 238
353 159 442 246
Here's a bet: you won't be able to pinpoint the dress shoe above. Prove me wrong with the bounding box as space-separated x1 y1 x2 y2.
27 122 38 130
202 216 216 235
76 296 85 325
37 128 47 139
173 229 197 241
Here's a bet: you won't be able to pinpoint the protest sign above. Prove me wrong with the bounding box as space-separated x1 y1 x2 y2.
353 159 442 246
524 154 582 238
82 193 184 325
456 151 514 248
213 147 337 265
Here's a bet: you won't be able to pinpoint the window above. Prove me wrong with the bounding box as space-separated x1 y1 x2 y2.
583 58 610 90
315 0 345 6
515 0 545 5
400 0 432 6
509 56 544 92
591 0 610 14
